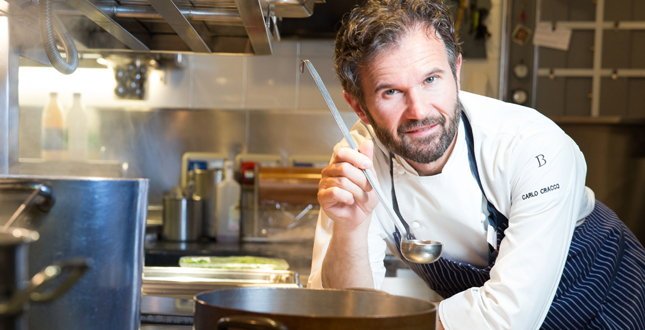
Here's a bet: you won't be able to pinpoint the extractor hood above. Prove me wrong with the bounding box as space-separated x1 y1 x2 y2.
7 0 322 56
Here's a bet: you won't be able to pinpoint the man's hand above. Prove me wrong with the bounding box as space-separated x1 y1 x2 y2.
318 139 378 289
318 139 378 230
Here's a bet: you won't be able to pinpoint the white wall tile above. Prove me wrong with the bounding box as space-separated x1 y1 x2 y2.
145 66 191 108
19 28 502 112
189 54 245 109
245 41 299 110
299 39 335 58
297 54 350 112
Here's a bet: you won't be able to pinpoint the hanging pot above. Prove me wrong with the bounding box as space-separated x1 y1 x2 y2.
194 287 436 330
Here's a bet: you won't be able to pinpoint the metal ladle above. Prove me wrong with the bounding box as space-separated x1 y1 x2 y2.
300 59 442 264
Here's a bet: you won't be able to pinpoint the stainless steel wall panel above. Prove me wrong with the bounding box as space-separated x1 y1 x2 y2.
604 0 632 21
566 31 595 68
536 77 565 116
538 48 567 68
600 78 629 117
631 32 645 68
0 15 19 175
14 108 357 205
602 30 631 68
627 79 645 118
564 78 593 116
540 0 568 21
635 0 645 20
568 0 596 21
245 111 353 156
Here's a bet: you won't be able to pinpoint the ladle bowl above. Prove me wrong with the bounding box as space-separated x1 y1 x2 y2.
400 239 443 263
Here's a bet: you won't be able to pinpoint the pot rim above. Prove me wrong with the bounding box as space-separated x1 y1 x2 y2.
1 174 148 182
194 287 437 319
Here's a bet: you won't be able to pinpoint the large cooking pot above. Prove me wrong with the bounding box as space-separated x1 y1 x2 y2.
194 287 436 330
0 228 88 330
0 176 148 330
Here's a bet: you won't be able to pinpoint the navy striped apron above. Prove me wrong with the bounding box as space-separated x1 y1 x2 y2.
391 113 645 329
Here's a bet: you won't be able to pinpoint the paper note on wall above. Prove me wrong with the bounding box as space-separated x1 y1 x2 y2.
533 22 572 51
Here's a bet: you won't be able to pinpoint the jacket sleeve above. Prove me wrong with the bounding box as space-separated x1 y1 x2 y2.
308 123 391 289
439 124 591 329
307 209 390 289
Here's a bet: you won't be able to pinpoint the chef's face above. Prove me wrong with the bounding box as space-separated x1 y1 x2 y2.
348 25 462 164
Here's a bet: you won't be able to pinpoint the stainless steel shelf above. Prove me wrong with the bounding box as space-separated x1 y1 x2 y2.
142 266 300 298
539 20 645 30
537 68 645 78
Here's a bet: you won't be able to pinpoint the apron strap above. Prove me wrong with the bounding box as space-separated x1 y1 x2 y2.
462 112 507 260
389 154 414 240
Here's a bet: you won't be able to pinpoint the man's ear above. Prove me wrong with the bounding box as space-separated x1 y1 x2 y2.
343 90 370 124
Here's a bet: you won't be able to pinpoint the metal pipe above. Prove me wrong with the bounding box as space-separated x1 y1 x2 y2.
148 0 211 53
57 5 243 25
40 0 79 74
67 0 149 51
0 15 19 175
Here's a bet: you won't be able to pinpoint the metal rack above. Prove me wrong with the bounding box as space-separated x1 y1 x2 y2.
8 0 319 56
502 0 645 117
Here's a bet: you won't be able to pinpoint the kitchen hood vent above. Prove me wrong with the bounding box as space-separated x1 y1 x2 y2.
9 0 321 56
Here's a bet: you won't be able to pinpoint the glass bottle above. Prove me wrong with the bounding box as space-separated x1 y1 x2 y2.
41 92 66 160
67 93 88 160
216 160 241 242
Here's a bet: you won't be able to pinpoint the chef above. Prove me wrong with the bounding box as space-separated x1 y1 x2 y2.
307 0 645 329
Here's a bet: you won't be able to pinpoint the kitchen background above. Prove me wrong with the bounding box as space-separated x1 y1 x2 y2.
0 1 643 326
3 0 644 242
16 0 502 199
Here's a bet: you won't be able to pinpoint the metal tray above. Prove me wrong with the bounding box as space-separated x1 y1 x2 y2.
142 266 300 298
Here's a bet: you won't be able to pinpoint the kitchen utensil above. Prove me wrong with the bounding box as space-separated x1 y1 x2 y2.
188 168 220 238
0 176 149 330
0 227 88 330
300 59 442 264
162 189 203 241
194 287 436 330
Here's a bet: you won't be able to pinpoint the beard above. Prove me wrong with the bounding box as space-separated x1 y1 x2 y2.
368 99 462 164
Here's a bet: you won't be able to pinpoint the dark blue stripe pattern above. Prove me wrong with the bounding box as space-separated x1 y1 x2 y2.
394 202 645 329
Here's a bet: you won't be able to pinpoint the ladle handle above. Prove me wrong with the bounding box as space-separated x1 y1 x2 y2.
300 59 407 236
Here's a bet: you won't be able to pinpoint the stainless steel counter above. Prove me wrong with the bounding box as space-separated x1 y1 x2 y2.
144 238 314 280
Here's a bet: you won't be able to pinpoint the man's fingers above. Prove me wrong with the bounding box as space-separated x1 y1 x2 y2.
319 175 371 205
321 162 371 192
332 146 373 171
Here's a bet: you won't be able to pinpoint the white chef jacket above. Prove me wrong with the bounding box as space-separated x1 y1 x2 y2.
308 91 596 329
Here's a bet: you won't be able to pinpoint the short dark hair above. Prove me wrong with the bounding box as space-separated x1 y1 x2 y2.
335 0 461 103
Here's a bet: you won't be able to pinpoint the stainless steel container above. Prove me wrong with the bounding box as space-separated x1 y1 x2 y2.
162 192 202 241
0 176 148 330
188 168 221 238
0 228 39 330
0 228 88 330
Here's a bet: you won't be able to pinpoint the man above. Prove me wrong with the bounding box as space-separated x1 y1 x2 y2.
308 0 645 329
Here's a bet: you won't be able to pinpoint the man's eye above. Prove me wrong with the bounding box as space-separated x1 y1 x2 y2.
425 76 436 83
384 89 397 96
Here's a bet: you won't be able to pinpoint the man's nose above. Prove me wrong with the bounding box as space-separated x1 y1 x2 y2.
405 88 432 119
